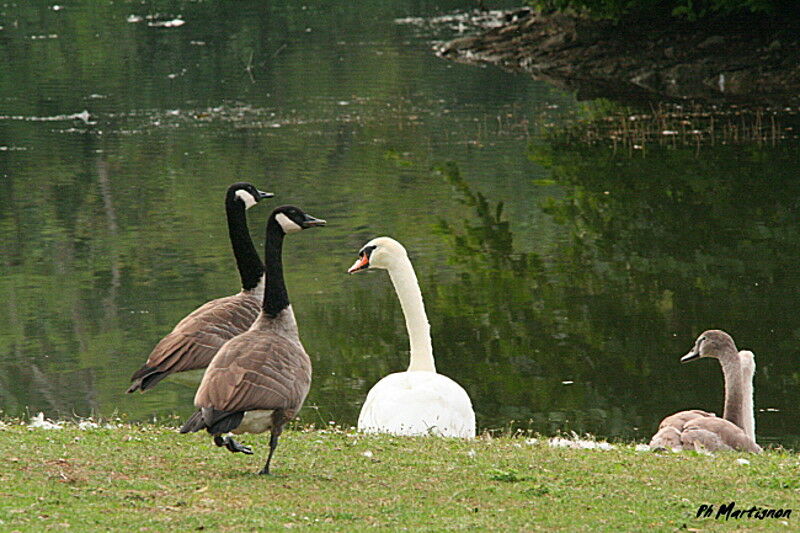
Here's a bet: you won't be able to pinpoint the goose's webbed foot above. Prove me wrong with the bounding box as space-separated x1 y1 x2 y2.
213 435 253 454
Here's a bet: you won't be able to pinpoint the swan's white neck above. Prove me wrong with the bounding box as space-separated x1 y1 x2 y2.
739 351 756 440
386 254 436 372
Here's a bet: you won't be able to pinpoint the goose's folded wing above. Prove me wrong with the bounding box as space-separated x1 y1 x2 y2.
143 293 262 373
194 332 312 416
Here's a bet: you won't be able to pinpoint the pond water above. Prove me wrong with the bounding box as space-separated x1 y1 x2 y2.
1 1 798 449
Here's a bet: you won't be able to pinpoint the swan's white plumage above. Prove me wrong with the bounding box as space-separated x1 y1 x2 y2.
353 237 476 439
358 371 476 438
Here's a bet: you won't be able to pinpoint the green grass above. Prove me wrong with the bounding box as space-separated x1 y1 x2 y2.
0 419 796 531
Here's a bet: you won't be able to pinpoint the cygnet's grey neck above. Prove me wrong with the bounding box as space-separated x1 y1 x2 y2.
719 355 744 430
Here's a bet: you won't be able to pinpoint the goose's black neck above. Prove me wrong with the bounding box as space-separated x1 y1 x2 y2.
226 196 263 291
263 215 289 317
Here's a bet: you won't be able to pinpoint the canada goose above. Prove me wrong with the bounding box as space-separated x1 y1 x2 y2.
127 182 273 393
180 205 325 475
348 237 476 438
649 330 761 453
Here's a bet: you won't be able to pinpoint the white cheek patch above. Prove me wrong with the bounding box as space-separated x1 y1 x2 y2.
235 189 258 209
276 213 303 234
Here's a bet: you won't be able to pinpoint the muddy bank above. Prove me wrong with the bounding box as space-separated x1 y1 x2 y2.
436 9 800 104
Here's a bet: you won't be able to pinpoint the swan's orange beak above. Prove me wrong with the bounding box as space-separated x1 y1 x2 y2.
348 255 370 274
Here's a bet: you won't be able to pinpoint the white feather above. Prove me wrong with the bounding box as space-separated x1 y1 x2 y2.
235 189 258 209
275 213 302 234
358 371 476 438
232 410 275 434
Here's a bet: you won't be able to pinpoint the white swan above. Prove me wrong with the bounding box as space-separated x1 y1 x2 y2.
649 330 761 453
348 237 476 438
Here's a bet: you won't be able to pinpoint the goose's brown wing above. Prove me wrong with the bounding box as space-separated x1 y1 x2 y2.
148 292 262 372
194 330 312 418
128 292 261 391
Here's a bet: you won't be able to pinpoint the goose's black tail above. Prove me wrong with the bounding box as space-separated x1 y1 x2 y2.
180 408 244 435
180 410 206 433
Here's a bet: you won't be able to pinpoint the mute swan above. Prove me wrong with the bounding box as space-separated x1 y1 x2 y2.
649 330 761 453
348 237 476 438
128 182 273 392
181 205 326 474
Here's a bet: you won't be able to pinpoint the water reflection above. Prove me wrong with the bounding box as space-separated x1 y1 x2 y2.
304 144 800 449
529 128 800 446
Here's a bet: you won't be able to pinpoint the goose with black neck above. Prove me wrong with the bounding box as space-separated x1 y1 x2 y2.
127 182 273 393
180 205 325 475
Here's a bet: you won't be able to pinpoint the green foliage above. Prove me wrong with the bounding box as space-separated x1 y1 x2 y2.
529 0 792 19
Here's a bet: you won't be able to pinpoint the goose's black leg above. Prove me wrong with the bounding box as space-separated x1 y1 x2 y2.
258 431 280 475
213 434 253 454
258 421 284 475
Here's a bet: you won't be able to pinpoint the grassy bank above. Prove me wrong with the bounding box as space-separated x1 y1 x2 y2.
0 419 796 531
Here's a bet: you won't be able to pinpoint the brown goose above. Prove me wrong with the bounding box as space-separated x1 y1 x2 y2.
127 182 272 393
180 205 325 475
649 330 761 453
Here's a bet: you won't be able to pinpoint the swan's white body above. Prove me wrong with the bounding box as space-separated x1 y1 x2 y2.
358 371 476 438
351 237 476 439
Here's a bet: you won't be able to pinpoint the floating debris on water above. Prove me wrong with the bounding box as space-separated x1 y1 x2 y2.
0 110 93 124
149 18 185 28
395 8 530 36
550 103 800 152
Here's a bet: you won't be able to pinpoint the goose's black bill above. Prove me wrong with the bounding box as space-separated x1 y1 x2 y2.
301 214 326 228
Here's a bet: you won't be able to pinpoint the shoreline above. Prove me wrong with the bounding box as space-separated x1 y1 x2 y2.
436 9 800 104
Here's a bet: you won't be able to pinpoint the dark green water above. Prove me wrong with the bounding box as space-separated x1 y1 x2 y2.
1 1 798 448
